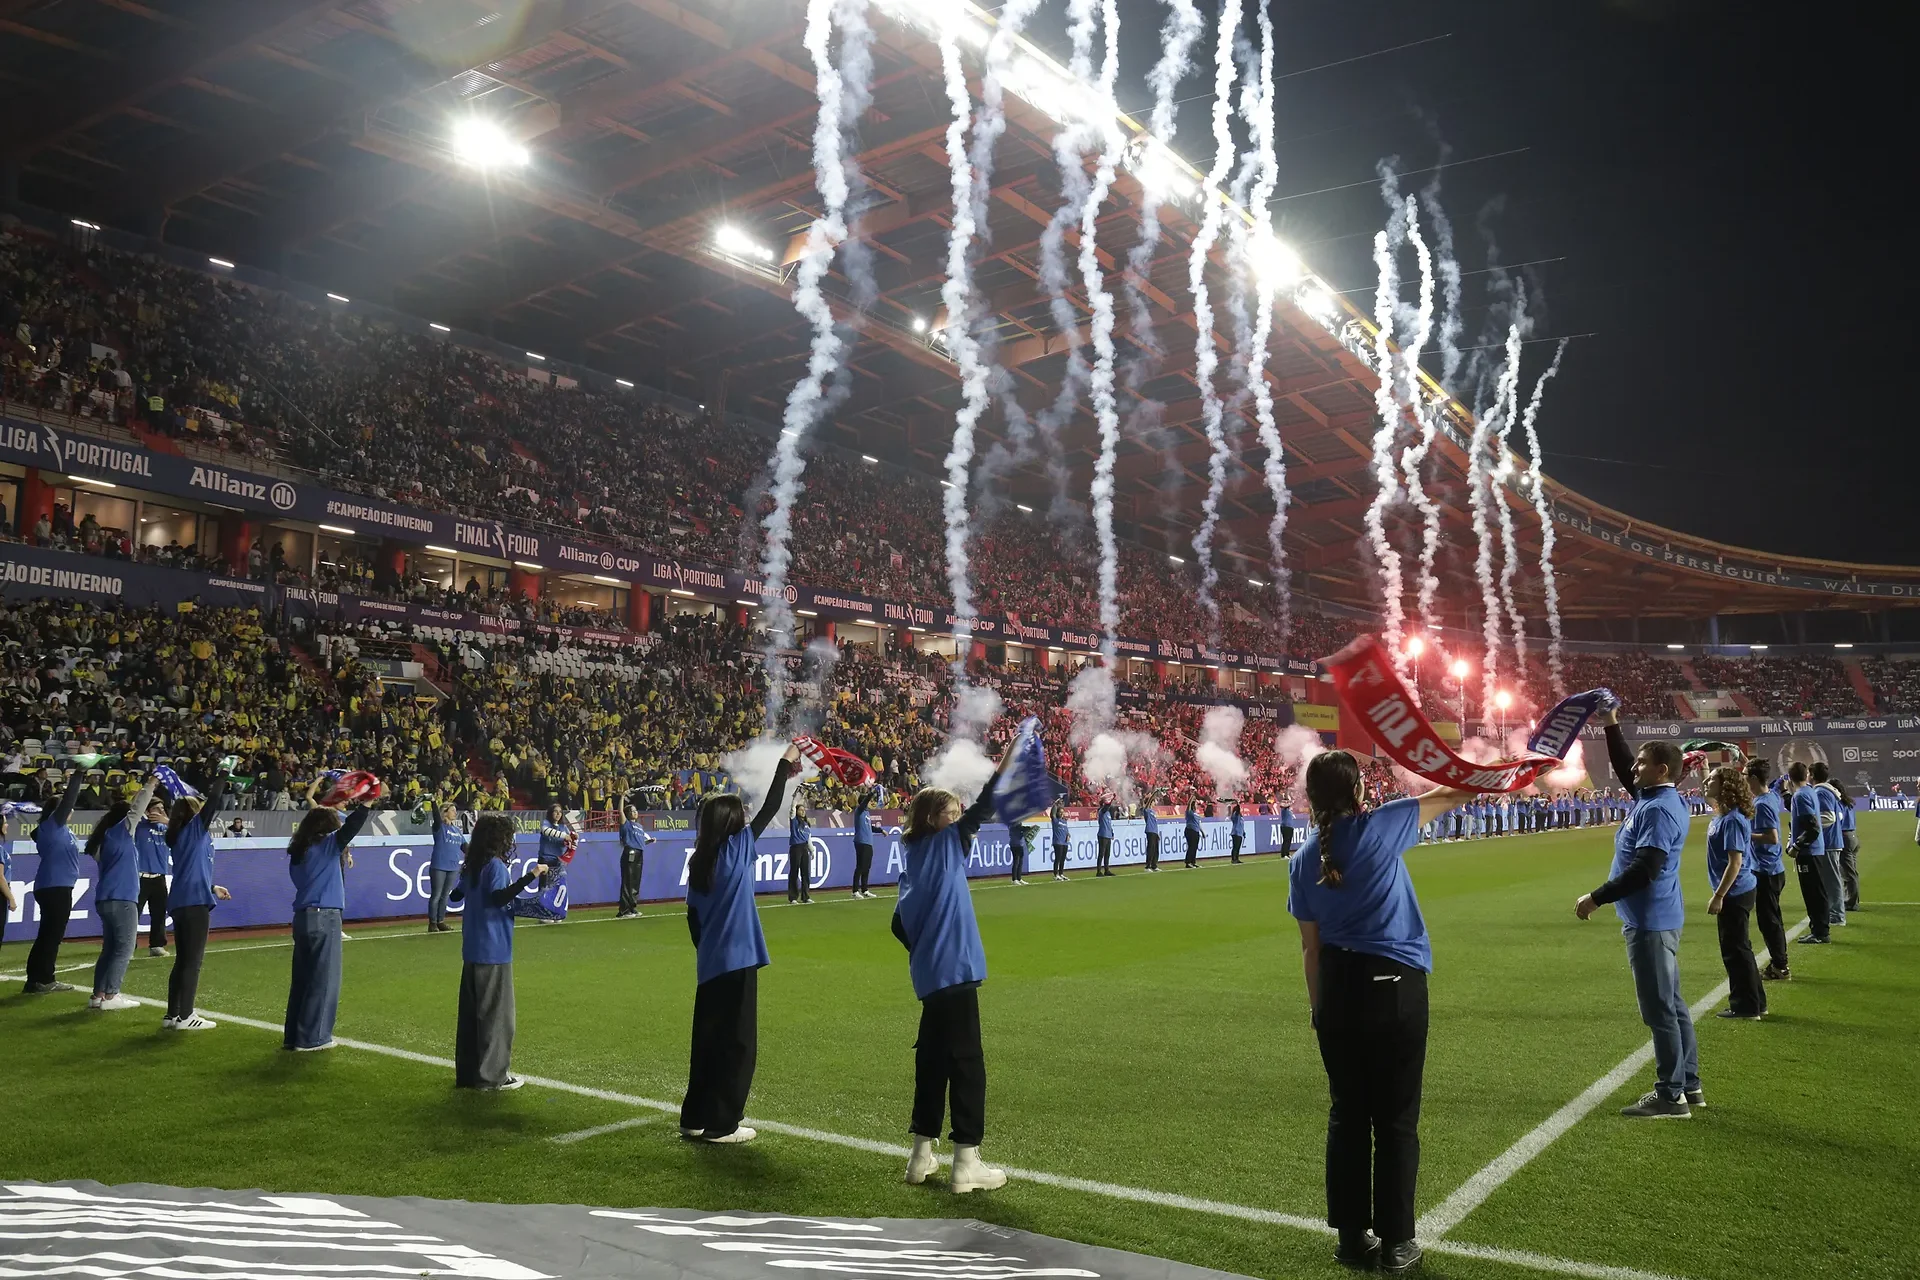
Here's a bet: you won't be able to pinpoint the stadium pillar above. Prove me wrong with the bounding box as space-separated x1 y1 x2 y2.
823 621 836 643
1035 647 1052 672
628 588 653 633
380 540 407 580
970 640 987 664
509 566 541 602
17 468 56 535
730 605 750 628
1709 615 1720 646
1153 660 1168 687
217 518 256 574
895 627 913 653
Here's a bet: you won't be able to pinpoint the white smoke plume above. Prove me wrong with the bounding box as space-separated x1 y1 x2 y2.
1395 199 1444 633
1273 724 1326 797
759 0 869 724
1487 309 1530 680
1067 661 1117 746
1363 197 1411 665
921 681 1005 806
722 736 818 816
1081 730 1165 806
1197 704 1249 796
1521 338 1570 693
1242 1 1291 638
1078 0 1124 653
1464 349 1501 727
1188 0 1242 637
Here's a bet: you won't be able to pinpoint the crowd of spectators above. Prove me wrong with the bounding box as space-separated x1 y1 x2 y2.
1514 652 1688 719
1692 654 1860 718
1862 657 1920 714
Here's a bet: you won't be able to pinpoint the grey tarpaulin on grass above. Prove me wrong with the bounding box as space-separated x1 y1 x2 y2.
0 1181 1256 1280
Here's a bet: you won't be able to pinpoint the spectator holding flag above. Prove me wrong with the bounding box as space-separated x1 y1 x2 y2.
450 815 549 1090
1049 797 1070 880
22 770 86 994
616 803 655 919
82 774 161 1011
852 789 878 898
163 765 233 1031
788 798 813 905
136 793 171 956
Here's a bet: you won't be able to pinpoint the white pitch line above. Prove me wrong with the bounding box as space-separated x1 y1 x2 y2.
1416 916 1811 1241
548 1116 658 1145
101 993 1685 1280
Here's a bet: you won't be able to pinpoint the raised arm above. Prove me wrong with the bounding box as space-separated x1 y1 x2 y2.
338 805 373 846
51 769 85 826
127 775 160 834
201 772 228 825
1599 710 1639 801
749 752 800 838
954 743 1016 845
1416 786 1481 828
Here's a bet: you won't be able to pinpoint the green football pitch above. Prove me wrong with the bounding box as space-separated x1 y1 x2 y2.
4 816 1916 1280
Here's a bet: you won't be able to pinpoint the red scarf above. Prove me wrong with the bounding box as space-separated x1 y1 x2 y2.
1322 636 1565 794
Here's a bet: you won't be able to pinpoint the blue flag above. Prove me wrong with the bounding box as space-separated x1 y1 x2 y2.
1526 688 1619 761
994 717 1065 825
153 765 201 800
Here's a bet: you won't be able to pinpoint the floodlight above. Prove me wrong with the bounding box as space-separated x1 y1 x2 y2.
451 117 529 170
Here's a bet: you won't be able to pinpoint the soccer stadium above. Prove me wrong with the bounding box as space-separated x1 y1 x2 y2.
1 3 1915 1280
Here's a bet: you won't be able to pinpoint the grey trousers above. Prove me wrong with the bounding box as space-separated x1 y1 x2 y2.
284 908 343 1049
1816 849 1846 925
456 962 516 1088
93 899 138 997
1838 832 1861 909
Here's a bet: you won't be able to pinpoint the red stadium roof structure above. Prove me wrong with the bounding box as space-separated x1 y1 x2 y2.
5 0 1916 622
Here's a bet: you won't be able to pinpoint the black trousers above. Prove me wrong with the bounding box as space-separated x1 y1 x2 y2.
1052 842 1067 876
25 885 74 985
139 874 170 949
787 845 811 902
1231 835 1243 863
1096 837 1112 874
166 905 212 1019
681 966 757 1137
1145 832 1160 869
1008 842 1024 882
1314 946 1428 1245
1184 829 1200 867
1281 826 1295 857
912 983 986 1146
854 844 874 893
1795 856 1830 942
1715 890 1766 1016
1754 869 1790 971
618 847 645 913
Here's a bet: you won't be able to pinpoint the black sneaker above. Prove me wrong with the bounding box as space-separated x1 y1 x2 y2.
1685 1088 1706 1108
1761 964 1791 981
1715 1009 1762 1021
1333 1231 1380 1270
1799 936 1830 945
1380 1240 1423 1274
1620 1090 1690 1120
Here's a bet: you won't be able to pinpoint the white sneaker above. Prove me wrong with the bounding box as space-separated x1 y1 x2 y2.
96 995 140 1011
703 1126 756 1144
679 1125 705 1139
292 1040 337 1052
949 1144 1006 1193
170 1013 218 1031
160 1015 179 1029
486 1076 525 1091
88 995 105 1010
149 946 170 957
904 1136 939 1185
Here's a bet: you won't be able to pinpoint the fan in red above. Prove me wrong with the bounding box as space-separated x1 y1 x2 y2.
791 736 876 788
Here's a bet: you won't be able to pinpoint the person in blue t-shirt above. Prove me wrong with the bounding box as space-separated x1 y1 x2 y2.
1809 764 1845 927
1576 711 1698 1118
787 798 813 904
1703 767 1764 1020
1286 749 1473 1275
135 791 171 956
163 769 234 1031
283 797 374 1051
853 788 879 897
1833 779 1860 915
1010 819 1033 886
21 770 86 994
450 814 549 1091
82 775 161 1011
0 823 14 965
427 804 469 933
680 748 797 1144
1095 797 1115 876
536 805 572 867
1229 800 1246 862
1183 796 1203 868
1744 759 1791 980
896 743 1015 1195
1049 797 1070 880
616 803 657 919
1784 762 1831 943
1142 797 1162 871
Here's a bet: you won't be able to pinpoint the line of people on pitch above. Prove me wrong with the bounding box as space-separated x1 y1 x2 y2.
1421 789 1640 842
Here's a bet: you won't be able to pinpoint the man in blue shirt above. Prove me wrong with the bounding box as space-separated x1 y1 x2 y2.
1785 762 1831 944
1576 711 1698 1119
1809 762 1846 927
1745 759 1791 980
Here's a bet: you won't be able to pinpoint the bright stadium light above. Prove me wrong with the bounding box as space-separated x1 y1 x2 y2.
526 351 545 361
714 223 775 262
319 524 356 535
425 545 457 555
1834 643 1854 649
1248 577 1264 587
1667 644 1685 650
451 117 529 170
1405 636 1425 657
326 292 349 303
1494 690 1513 711
70 475 116 489
1749 644 1769 651
1167 555 1185 564
615 378 633 388
1129 138 1198 200
1017 504 1033 513
1450 659 1470 679
670 588 696 598
208 257 235 270
429 322 451 332
861 454 878 463
593 575 621 585
1295 284 1338 325
515 561 544 571
912 315 929 333
1249 231 1301 292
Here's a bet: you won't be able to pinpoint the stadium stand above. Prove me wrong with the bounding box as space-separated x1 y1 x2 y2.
1692 654 1861 718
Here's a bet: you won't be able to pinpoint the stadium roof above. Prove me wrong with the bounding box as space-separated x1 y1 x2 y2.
6 0 1917 622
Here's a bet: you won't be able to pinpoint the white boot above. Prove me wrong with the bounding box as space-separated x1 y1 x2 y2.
904 1136 939 1184
949 1144 1006 1193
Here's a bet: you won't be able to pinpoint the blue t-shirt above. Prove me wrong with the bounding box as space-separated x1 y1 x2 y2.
1050 813 1069 846
1607 785 1688 932
1790 786 1826 858
1706 812 1757 898
1185 806 1202 833
789 814 810 848
1749 790 1785 876
1231 809 1245 837
618 819 653 851
1097 806 1114 839
896 825 987 998
461 859 517 965
854 805 873 845
536 823 569 865
1286 797 1431 973
1816 786 1843 851
290 837 347 911
686 830 770 984
1840 802 1856 834
169 813 219 909
32 819 82 891
1143 808 1159 836
430 818 468 872
135 820 170 876
93 821 140 904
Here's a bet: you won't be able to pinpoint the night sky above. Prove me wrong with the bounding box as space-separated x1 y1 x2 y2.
1039 0 1908 566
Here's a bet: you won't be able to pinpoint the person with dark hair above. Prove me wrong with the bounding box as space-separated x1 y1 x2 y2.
1009 819 1032 886
284 795 373 1051
896 744 1016 1195
853 788 878 897
1786 762 1831 946
1142 796 1161 871
1834 780 1860 913
1049 796 1069 881
450 814 549 1090
1745 759 1791 980
787 796 813 904
1229 800 1245 864
616 803 656 919
21 770 86 994
680 746 798 1143
536 804 572 868
1286 749 1473 1274
1809 762 1845 927
83 775 161 1011
427 803 467 933
1183 796 1203 869
135 791 171 956
1703 766 1764 1021
1576 713 1698 1118
164 769 233 1030
1095 797 1115 877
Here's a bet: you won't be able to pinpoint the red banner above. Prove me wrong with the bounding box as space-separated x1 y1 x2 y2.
1323 636 1565 794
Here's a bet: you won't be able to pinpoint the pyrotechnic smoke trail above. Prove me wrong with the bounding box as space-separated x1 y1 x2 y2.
1392 195 1443 636
1121 0 1203 383
1467 304 1526 720
1078 0 1126 655
759 0 868 726
1363 199 1411 665
1420 173 1465 393
1188 0 1242 640
1489 316 1530 679
1242 2 1291 637
1522 338 1570 693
